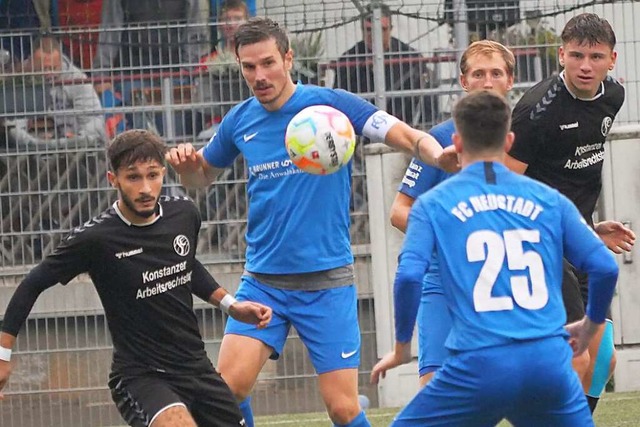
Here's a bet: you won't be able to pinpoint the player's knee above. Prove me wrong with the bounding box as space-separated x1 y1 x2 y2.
326 399 361 425
217 370 253 401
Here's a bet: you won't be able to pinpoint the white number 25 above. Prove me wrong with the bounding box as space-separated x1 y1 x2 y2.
466 229 548 312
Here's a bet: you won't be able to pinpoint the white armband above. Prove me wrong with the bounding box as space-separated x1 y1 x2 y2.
362 110 400 143
219 294 238 315
0 346 11 362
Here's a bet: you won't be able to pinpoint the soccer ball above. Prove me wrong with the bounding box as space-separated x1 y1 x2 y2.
285 105 356 175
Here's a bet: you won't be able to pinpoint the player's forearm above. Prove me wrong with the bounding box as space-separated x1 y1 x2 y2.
1 267 54 337
393 262 423 343
583 247 618 324
385 123 442 167
0 333 16 351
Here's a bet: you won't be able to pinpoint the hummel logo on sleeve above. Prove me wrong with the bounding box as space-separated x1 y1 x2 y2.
243 132 258 142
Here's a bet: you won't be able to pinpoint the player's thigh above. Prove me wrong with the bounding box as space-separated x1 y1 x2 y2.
562 259 586 323
109 373 188 427
317 368 360 416
289 284 361 374
188 370 245 427
507 338 593 427
418 289 452 379
391 360 500 427
151 406 197 427
223 275 291 359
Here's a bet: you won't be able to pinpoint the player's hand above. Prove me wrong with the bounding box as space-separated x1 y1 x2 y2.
0 360 12 400
594 220 636 254
565 317 600 357
165 143 200 174
370 342 412 384
228 301 272 329
436 145 460 173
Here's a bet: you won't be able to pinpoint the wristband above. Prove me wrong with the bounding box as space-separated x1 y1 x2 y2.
219 294 238 315
0 346 11 362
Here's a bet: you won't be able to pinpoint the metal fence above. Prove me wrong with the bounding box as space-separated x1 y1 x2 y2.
1 0 640 425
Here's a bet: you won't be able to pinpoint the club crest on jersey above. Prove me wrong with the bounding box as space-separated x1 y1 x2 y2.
173 235 190 256
601 116 613 136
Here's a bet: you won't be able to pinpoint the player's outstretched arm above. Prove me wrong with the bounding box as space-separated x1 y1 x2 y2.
210 288 272 329
384 122 460 173
370 341 412 385
165 143 223 188
594 220 636 254
0 332 16 400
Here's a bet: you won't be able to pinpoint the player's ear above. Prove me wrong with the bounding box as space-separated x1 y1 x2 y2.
107 170 118 188
452 133 463 153
284 49 294 71
558 46 565 68
459 74 468 92
504 131 515 153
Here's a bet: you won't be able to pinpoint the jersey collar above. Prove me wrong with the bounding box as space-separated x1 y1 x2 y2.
559 71 604 101
113 201 163 227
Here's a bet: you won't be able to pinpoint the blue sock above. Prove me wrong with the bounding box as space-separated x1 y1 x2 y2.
333 410 370 427
239 396 254 427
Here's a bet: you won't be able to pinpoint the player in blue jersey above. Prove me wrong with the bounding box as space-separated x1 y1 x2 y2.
383 90 618 426
371 40 515 388
165 17 458 427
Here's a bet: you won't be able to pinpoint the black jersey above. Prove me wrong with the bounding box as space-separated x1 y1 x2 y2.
509 73 625 222
28 196 216 375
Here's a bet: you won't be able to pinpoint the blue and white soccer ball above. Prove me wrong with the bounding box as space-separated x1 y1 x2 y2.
285 105 357 175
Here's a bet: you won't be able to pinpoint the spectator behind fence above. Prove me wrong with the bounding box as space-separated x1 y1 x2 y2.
335 3 437 128
92 0 211 136
0 0 57 62
7 36 107 148
194 0 251 139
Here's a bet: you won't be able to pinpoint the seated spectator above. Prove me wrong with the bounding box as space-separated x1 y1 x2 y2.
195 0 250 139
7 36 106 148
92 0 211 137
335 3 437 128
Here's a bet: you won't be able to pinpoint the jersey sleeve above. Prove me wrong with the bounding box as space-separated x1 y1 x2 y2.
394 198 435 342
201 108 241 168
328 88 402 142
398 124 451 198
508 97 544 165
1 229 92 336
190 260 221 302
560 195 618 323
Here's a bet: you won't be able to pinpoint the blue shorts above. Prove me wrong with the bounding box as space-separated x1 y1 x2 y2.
393 336 592 427
417 276 452 377
225 275 361 374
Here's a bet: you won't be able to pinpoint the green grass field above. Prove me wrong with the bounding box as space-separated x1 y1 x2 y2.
256 391 640 426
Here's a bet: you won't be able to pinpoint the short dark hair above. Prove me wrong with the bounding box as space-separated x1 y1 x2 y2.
107 130 166 172
561 13 616 49
234 17 290 58
363 3 392 21
453 90 511 154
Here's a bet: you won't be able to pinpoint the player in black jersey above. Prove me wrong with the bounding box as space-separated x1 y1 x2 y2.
0 130 272 427
506 13 635 413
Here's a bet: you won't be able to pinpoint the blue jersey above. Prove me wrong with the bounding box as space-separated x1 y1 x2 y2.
394 161 616 350
202 84 381 274
398 119 455 292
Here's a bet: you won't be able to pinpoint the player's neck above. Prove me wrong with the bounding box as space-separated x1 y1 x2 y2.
460 153 505 169
116 200 159 226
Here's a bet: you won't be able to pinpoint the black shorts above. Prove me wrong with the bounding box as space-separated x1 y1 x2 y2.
562 259 612 323
109 368 244 427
